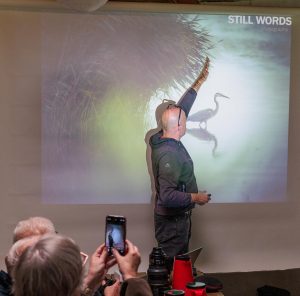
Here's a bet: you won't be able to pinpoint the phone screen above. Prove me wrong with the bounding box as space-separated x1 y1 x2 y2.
105 215 126 255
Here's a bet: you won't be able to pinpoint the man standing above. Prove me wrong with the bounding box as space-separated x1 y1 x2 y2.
150 57 211 265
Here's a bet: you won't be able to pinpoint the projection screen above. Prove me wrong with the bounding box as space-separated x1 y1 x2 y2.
42 11 292 204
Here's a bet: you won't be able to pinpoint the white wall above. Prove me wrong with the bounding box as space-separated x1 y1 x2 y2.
0 3 300 273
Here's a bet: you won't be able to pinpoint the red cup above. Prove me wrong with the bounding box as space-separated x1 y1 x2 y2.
172 254 193 291
185 282 207 296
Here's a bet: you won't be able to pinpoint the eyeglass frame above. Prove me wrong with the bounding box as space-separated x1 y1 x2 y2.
80 251 89 266
55 230 89 266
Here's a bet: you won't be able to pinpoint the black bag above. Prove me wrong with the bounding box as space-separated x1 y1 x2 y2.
257 285 290 296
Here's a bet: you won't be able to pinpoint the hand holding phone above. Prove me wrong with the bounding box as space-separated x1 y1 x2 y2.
105 215 126 256
191 192 211 205
112 239 141 281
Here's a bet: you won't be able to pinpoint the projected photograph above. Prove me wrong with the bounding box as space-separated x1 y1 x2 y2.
42 12 291 203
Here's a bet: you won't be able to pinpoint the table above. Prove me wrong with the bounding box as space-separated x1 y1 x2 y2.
137 272 224 295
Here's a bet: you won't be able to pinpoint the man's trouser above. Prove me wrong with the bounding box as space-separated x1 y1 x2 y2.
154 210 192 270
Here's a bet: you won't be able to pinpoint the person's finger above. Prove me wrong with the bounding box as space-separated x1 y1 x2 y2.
112 247 122 261
125 239 135 252
94 243 106 256
97 245 110 261
106 257 117 269
133 245 140 257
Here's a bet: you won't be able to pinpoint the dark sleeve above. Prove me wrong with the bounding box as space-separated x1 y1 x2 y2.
120 278 152 296
157 152 192 208
177 87 197 117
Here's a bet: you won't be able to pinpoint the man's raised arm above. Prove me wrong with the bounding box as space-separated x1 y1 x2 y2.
177 57 210 117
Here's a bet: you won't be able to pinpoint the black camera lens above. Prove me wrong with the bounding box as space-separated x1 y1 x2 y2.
147 247 170 296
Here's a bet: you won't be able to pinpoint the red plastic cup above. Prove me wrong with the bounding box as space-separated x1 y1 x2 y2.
185 282 207 296
172 254 193 291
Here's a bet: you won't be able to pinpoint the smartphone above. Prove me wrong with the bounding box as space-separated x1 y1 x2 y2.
105 215 126 256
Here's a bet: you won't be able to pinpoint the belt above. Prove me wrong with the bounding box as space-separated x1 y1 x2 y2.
155 210 191 218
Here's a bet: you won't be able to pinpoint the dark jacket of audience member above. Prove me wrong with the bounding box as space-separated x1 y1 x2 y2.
0 270 11 296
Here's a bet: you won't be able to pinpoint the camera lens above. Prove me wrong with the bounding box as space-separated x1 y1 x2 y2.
147 247 170 296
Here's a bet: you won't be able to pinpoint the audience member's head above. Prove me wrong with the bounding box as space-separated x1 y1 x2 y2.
5 235 41 276
13 234 83 296
9 217 149 296
13 216 55 243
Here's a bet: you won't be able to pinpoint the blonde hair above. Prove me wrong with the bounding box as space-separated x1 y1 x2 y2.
13 234 83 296
13 217 55 242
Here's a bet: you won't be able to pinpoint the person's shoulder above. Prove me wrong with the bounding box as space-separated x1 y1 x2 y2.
150 134 179 151
0 270 11 296
121 278 152 296
149 130 163 146
158 146 183 169
156 139 179 153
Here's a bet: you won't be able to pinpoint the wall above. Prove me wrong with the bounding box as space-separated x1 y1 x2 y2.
0 2 300 273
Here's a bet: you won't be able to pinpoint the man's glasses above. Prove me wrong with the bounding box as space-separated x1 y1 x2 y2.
178 107 182 127
167 104 182 127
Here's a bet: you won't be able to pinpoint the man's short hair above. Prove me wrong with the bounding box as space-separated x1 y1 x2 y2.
13 217 55 243
13 234 83 296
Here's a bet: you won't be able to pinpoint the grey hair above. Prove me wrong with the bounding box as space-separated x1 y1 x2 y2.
13 217 56 243
6 235 41 276
13 234 83 296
